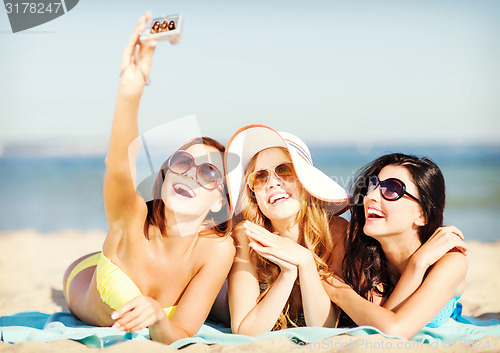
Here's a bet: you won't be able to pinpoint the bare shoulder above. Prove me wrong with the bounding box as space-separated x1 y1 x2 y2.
203 234 236 260
215 234 236 255
431 250 468 276
419 251 468 299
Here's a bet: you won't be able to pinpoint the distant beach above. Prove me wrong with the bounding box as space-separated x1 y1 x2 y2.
1 144 499 242
1 143 500 352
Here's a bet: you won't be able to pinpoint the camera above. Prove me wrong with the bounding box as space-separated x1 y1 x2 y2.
139 14 183 44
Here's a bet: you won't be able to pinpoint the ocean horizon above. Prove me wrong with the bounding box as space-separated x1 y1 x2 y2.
1 143 499 242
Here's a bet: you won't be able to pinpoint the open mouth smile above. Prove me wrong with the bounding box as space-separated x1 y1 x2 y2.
268 192 291 205
366 206 386 220
172 183 195 198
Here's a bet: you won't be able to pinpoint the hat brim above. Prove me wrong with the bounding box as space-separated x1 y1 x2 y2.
225 124 349 216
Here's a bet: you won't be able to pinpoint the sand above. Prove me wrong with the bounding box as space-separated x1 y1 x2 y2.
1 229 499 352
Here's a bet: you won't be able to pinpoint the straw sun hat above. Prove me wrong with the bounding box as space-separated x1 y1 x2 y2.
225 124 349 216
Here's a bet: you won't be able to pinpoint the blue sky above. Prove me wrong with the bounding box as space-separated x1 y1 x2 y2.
0 0 499 151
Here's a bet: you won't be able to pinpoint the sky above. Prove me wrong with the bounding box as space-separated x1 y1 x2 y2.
0 0 499 153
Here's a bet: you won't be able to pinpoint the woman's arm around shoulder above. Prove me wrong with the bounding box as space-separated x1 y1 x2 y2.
383 226 468 311
324 250 467 339
384 251 467 337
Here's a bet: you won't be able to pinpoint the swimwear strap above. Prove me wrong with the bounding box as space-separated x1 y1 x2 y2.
65 252 101 305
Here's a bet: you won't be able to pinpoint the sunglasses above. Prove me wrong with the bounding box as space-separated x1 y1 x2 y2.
167 150 223 190
367 175 420 203
247 163 297 191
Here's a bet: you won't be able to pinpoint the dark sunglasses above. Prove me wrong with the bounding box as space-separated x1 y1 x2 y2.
247 163 296 191
367 175 420 203
167 150 223 190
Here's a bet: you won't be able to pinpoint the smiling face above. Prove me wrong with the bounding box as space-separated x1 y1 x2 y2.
162 144 224 219
363 165 425 242
250 148 302 226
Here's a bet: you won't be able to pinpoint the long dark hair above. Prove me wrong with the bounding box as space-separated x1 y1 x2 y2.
143 137 232 239
343 153 445 302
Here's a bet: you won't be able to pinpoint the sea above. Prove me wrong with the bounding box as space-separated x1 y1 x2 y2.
1 144 499 242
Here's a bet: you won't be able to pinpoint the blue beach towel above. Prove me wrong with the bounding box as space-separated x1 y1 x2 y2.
0 312 150 348
1 310 500 349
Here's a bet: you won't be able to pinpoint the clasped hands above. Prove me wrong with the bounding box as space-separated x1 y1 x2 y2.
243 221 315 274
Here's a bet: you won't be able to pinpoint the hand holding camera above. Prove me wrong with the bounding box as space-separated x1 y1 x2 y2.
139 14 183 45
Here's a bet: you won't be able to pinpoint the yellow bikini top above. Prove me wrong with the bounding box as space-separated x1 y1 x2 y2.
96 253 176 319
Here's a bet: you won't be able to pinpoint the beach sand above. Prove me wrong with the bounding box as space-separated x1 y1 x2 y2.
1 229 499 352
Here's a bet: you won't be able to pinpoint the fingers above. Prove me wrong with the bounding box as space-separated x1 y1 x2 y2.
451 229 468 255
121 15 148 71
245 221 311 268
433 226 464 240
436 226 468 254
243 221 283 246
321 275 346 298
111 296 140 320
247 233 293 261
449 225 464 239
450 226 464 240
426 226 466 251
244 228 273 248
111 297 144 331
323 273 342 284
111 296 165 332
323 275 335 286
328 276 349 290
248 241 282 260
137 36 158 80
416 226 469 268
249 241 296 271
113 307 155 332
121 12 158 84
137 11 157 80
451 238 468 255
322 278 335 295
243 221 272 237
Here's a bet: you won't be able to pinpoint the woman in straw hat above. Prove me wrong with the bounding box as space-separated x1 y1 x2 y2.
62 13 234 344
224 124 349 335
322 153 468 338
